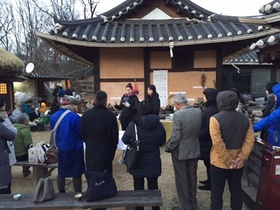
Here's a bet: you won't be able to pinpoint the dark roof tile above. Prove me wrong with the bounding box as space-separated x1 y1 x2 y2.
259 0 280 15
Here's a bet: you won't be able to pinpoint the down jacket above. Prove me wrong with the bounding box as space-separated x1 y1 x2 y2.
122 114 166 178
198 88 219 160
254 83 280 146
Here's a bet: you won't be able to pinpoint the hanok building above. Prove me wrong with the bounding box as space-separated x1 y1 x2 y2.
35 0 280 106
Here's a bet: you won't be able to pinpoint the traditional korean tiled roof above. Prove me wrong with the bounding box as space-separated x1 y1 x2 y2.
259 0 280 15
249 32 280 50
36 0 278 47
223 50 262 65
35 0 280 64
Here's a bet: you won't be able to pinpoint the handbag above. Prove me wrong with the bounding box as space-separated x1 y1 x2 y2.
33 177 55 203
123 123 140 169
84 169 117 202
49 110 71 146
44 146 58 164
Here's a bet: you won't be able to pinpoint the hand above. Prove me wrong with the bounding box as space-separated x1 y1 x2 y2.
122 101 130 107
230 157 244 169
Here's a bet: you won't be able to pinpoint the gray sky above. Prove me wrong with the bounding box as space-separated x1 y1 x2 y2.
95 0 269 16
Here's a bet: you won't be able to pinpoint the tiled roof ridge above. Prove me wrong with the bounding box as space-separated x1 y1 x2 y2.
259 0 280 15
55 0 224 26
250 31 280 50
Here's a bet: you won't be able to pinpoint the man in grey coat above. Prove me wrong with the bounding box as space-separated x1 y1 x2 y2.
165 93 202 210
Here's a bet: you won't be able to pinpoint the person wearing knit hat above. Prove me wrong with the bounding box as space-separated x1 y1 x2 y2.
114 83 139 130
50 97 85 193
147 84 160 115
126 83 133 90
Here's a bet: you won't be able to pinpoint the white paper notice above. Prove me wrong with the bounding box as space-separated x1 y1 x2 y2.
276 165 280 175
153 70 168 107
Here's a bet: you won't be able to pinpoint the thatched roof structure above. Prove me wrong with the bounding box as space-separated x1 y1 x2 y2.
0 47 24 71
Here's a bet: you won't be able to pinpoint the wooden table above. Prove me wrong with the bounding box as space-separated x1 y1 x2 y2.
14 161 58 187
160 120 173 142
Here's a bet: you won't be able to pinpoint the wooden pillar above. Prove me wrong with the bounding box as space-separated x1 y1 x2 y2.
215 50 223 91
93 49 100 92
144 48 150 100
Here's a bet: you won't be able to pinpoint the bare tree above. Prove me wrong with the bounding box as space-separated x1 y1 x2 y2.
0 0 92 83
79 0 99 19
0 1 15 50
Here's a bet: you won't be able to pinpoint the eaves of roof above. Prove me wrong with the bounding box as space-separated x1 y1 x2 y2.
250 32 280 50
36 20 280 48
259 0 280 15
223 50 272 65
27 74 72 80
237 12 280 28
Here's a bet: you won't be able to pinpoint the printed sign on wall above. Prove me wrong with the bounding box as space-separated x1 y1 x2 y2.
153 70 168 107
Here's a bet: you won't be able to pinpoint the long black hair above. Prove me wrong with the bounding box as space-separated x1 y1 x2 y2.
134 100 154 125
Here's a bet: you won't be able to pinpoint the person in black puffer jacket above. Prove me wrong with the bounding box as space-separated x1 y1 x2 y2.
114 83 139 130
198 88 219 191
122 101 166 210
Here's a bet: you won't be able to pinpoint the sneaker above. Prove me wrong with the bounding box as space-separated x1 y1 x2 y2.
23 170 31 177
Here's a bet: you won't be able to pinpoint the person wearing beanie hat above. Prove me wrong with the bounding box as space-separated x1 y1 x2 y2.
114 83 139 130
50 97 85 193
198 88 219 191
126 83 133 90
81 90 118 178
147 84 160 115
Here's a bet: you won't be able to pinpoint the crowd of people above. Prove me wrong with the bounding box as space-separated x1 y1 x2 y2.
1 81 280 210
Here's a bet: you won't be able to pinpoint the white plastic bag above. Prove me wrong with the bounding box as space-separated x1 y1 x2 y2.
28 146 38 163
7 141 16 166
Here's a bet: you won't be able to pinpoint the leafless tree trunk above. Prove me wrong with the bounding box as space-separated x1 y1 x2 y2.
0 1 15 50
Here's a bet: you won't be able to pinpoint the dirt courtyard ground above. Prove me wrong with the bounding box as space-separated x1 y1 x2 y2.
11 129 251 210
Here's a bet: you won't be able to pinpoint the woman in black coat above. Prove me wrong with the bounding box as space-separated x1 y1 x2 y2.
198 88 219 190
114 83 139 130
146 85 160 115
122 101 166 210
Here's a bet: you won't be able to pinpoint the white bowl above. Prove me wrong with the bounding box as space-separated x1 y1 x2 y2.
13 194 21 201
273 146 280 152
74 193 82 201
